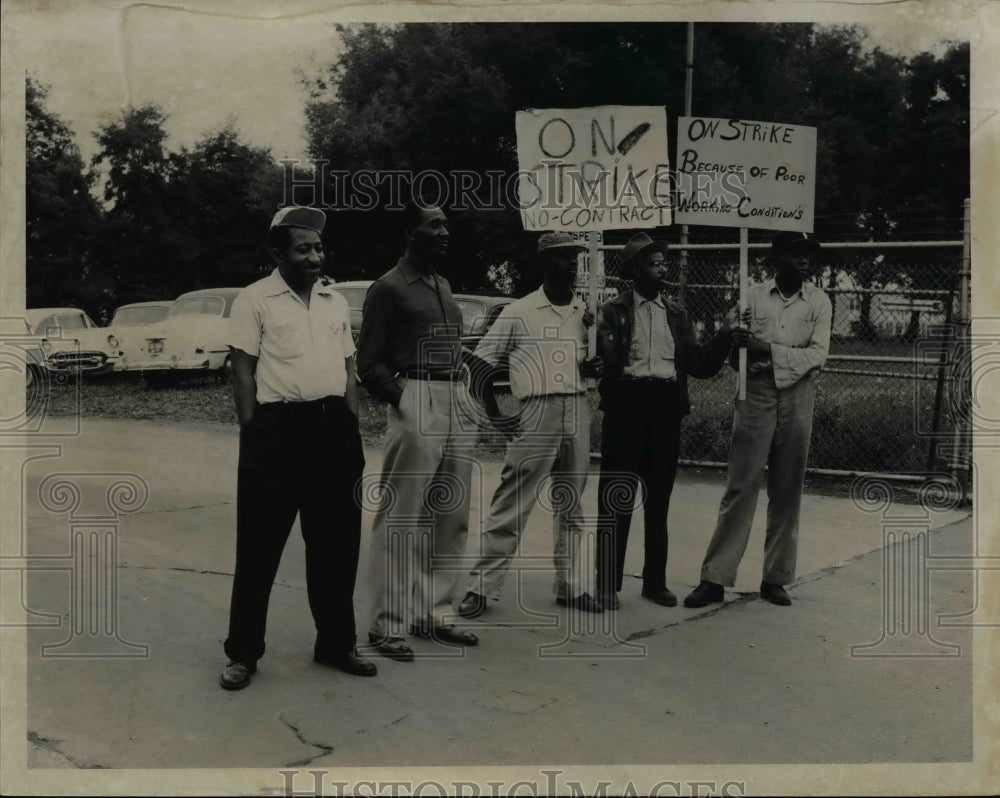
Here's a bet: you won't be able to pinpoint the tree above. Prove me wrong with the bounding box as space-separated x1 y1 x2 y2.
299 23 967 308
90 104 198 304
173 126 284 287
26 74 106 314
303 23 695 291
86 107 287 307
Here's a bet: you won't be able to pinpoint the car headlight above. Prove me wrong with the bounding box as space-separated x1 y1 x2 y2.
107 334 119 349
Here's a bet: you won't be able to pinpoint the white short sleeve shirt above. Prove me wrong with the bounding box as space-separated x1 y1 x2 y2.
229 270 354 403
473 286 587 400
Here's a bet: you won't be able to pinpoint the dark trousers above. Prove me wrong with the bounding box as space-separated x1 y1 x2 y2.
224 396 365 663
596 380 682 596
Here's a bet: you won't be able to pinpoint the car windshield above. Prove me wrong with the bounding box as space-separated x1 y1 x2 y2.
33 313 89 335
332 287 369 310
454 299 486 335
112 305 171 325
169 297 226 318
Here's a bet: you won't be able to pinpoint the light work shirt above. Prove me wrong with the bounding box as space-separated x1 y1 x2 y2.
474 286 587 400
747 279 832 389
622 293 677 380
229 269 354 403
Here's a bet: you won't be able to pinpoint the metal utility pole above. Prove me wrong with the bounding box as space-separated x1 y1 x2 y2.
678 22 694 304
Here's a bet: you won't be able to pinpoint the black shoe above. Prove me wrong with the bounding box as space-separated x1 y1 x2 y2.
556 592 604 613
412 623 479 646
458 591 486 619
219 659 256 690
641 587 678 607
683 581 725 608
598 593 620 611
315 648 378 677
760 581 792 606
367 633 415 662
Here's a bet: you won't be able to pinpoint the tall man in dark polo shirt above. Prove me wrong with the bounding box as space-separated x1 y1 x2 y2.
357 201 479 662
220 206 374 691
595 232 735 610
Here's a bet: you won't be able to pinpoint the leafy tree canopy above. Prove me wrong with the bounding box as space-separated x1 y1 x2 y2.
302 23 968 293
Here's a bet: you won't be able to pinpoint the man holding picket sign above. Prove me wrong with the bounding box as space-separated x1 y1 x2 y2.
671 114 828 607
684 230 831 608
594 232 736 610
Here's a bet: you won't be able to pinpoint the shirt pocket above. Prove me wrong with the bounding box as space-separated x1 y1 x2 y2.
269 323 305 359
325 318 346 353
750 312 772 340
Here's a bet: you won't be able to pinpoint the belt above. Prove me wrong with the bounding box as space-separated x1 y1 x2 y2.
401 370 463 382
257 395 344 412
619 376 677 385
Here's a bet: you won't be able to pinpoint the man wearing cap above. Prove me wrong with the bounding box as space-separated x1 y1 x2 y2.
684 231 831 608
457 231 605 619
220 206 374 691
357 200 479 662
595 232 736 610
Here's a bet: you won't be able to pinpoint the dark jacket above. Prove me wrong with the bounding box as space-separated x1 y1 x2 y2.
597 289 731 416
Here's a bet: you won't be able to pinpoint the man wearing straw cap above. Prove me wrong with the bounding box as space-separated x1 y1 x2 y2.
594 232 736 610
220 206 374 690
458 231 606 619
685 231 831 608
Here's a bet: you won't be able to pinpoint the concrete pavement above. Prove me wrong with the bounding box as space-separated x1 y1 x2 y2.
10 417 981 788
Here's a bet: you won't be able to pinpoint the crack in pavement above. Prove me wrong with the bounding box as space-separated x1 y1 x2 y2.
136 501 234 515
28 501 233 527
121 564 234 578
278 714 334 768
279 711 411 766
623 518 972 642
625 592 758 641
28 731 105 769
353 713 412 736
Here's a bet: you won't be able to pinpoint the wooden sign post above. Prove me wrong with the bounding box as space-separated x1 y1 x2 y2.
586 231 601 390
738 226 749 400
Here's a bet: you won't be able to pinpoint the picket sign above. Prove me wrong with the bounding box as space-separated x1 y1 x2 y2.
515 109 817 400
674 116 818 400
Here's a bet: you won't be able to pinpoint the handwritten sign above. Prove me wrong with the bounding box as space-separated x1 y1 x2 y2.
674 116 816 233
515 106 671 231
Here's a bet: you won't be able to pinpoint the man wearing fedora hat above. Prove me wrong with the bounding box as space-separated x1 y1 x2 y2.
458 231 606 619
220 206 375 690
684 230 831 608
594 232 736 610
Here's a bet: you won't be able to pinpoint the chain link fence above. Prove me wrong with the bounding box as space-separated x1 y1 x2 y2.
589 223 971 479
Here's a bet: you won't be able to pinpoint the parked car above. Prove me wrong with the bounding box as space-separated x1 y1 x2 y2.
327 282 513 353
103 301 174 372
129 288 242 386
23 307 119 382
452 293 515 387
327 280 372 341
453 292 515 351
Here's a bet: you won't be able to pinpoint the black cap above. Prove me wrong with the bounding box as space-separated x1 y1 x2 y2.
772 231 820 256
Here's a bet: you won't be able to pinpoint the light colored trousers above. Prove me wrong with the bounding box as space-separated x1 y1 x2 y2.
701 372 817 587
466 393 592 602
368 378 477 639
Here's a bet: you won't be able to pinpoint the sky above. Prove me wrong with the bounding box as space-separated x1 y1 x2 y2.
15 2 341 163
10 3 972 166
